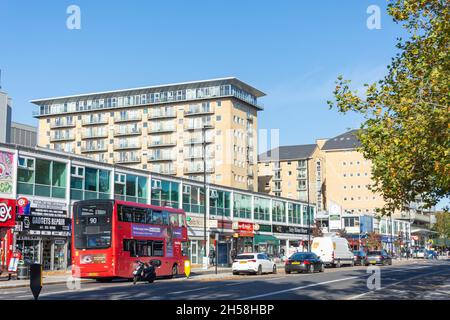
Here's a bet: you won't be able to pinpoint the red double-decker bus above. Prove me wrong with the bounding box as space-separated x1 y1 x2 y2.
72 199 189 281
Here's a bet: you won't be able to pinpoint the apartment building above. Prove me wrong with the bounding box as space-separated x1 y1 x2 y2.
0 91 12 144
10 122 37 147
30 78 263 192
257 144 325 211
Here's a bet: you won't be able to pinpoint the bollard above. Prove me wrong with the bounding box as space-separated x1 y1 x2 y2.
184 260 191 279
29 264 42 300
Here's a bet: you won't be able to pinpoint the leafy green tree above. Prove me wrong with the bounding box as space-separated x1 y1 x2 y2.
328 0 449 215
432 208 450 238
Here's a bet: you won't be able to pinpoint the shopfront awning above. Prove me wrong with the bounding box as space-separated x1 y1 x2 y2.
254 234 280 246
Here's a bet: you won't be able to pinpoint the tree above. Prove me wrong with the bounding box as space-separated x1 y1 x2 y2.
312 220 324 237
432 208 450 238
336 228 348 238
328 0 450 215
366 232 381 250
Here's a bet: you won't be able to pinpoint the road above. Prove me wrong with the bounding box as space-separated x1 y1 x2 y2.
1 260 449 300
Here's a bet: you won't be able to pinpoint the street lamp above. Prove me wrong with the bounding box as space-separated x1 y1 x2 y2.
202 125 208 270
306 157 311 252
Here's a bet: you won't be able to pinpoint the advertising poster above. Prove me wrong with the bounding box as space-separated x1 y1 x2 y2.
0 151 14 195
0 199 16 228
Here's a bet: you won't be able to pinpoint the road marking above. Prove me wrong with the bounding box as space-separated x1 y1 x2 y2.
346 268 450 300
239 276 360 300
169 287 211 295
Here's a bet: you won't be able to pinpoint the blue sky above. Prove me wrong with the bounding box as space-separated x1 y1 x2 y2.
1 0 402 143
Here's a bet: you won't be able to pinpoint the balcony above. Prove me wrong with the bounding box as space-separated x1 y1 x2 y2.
297 185 307 191
184 165 215 174
114 114 142 123
153 166 177 175
185 151 215 160
184 122 214 131
114 155 141 164
50 134 75 142
114 142 142 150
247 167 254 176
82 118 108 126
81 131 108 139
147 126 176 134
185 106 215 116
148 110 177 119
148 153 176 162
114 128 142 137
148 140 176 148
273 175 282 181
50 122 76 129
184 136 214 145
81 145 108 153
273 186 282 192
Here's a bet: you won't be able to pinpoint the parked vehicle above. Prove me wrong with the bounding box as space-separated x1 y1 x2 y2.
353 250 369 266
285 252 324 274
132 259 160 284
412 248 427 259
232 253 277 275
367 250 392 266
426 250 438 260
311 236 354 267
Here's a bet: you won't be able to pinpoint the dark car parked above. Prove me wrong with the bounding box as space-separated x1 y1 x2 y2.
285 252 324 274
367 250 392 266
353 250 369 266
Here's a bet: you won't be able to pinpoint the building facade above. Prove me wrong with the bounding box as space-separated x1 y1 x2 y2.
0 142 316 270
30 78 263 192
257 144 325 212
0 91 12 144
10 122 37 147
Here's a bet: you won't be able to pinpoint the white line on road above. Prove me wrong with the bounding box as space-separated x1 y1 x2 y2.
239 276 360 300
346 268 450 300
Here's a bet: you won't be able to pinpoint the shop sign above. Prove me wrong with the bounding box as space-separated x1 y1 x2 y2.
258 224 272 232
186 216 219 229
272 224 310 235
17 215 71 237
0 199 16 228
17 197 31 215
0 151 14 195
232 221 254 232
29 199 67 217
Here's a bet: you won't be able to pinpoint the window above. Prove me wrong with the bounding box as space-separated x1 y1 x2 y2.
288 202 302 224
70 166 110 201
152 180 179 208
233 193 251 219
254 197 270 221
209 189 231 217
123 239 164 257
182 184 204 214
17 157 67 199
115 173 147 204
272 200 286 223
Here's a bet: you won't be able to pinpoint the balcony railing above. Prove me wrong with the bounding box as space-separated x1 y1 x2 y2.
184 122 214 130
148 154 176 162
185 106 215 116
50 134 75 142
82 118 108 126
114 128 142 136
114 114 142 122
147 126 176 134
114 155 141 164
114 142 142 150
50 122 76 129
81 131 108 139
184 166 215 174
185 151 215 159
148 139 176 148
153 167 177 175
81 145 108 153
148 110 177 119
184 136 214 145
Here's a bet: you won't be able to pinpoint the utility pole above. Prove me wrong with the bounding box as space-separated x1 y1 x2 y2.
202 125 207 270
307 157 311 252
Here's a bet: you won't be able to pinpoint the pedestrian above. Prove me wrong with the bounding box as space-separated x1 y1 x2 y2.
230 248 237 263
209 249 216 266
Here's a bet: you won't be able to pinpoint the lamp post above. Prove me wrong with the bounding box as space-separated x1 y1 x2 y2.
202 125 208 270
306 157 311 252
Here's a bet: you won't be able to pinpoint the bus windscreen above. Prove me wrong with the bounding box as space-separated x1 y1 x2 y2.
74 202 112 250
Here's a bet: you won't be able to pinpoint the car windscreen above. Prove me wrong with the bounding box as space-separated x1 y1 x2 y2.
74 202 112 250
367 251 382 255
235 255 255 260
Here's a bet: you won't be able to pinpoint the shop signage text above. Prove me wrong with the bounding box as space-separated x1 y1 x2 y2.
0 199 16 228
272 224 311 235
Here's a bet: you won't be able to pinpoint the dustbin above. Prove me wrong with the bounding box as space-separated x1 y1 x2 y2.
17 264 30 280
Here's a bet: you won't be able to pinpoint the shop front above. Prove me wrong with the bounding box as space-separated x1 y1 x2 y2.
272 224 311 257
0 198 16 271
15 198 71 271
209 219 233 267
232 221 254 255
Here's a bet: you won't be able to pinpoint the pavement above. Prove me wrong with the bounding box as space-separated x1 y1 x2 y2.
0 258 448 300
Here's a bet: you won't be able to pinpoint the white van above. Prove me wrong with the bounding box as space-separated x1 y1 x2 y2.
311 236 354 267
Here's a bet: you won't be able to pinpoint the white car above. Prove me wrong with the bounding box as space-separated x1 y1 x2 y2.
232 253 277 275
